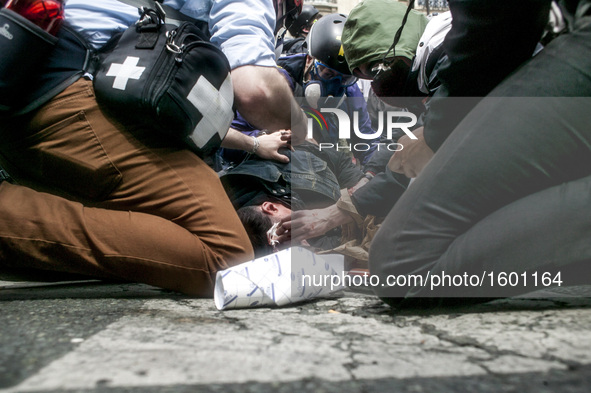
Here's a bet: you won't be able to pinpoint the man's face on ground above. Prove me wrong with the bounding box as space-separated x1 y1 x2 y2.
261 201 291 222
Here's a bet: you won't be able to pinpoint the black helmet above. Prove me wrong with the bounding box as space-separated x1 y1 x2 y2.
307 13 351 75
287 4 320 37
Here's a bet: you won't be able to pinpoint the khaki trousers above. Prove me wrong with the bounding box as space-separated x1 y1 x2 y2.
0 79 254 296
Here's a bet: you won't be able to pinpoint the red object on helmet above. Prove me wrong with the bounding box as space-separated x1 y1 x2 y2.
4 0 64 36
292 0 303 14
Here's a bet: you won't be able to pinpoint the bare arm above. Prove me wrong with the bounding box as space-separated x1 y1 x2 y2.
221 128 292 163
231 65 307 145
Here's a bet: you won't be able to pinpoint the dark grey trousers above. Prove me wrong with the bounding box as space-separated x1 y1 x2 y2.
369 10 591 304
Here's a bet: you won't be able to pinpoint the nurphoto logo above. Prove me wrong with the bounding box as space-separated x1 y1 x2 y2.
305 107 418 152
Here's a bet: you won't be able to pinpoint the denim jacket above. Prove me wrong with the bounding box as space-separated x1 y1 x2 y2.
221 147 348 210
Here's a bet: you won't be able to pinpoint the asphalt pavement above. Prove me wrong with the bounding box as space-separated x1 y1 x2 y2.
1 280 591 392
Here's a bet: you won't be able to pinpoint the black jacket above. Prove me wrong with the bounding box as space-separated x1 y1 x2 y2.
424 0 565 151
221 142 364 211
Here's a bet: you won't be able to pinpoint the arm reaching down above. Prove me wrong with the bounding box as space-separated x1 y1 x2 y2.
231 66 308 145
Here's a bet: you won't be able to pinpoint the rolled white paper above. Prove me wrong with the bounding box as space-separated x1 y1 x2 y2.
214 247 345 310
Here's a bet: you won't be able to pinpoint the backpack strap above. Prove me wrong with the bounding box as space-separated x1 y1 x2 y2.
11 23 91 116
115 0 210 38
114 0 199 26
